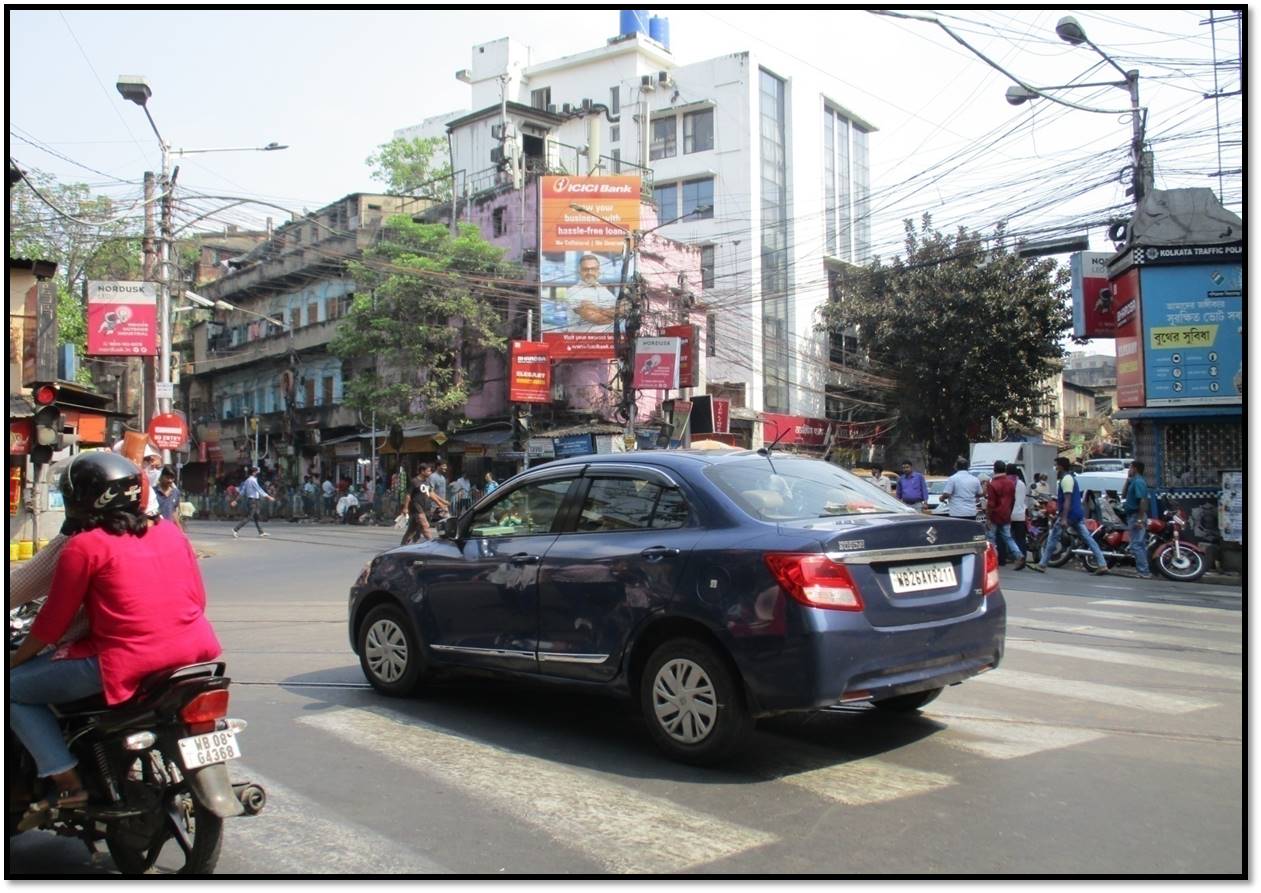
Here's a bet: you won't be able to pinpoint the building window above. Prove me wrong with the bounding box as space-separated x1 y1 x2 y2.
700 245 715 289
650 117 677 160
492 207 506 237
610 148 622 174
290 307 301 331
327 297 341 321
307 302 319 327
610 86 620 116
683 108 714 154
610 125 620 143
706 312 717 357
682 177 714 219
323 376 335 406
531 87 551 110
653 182 678 218
853 127 871 262
760 68 790 412
304 377 315 407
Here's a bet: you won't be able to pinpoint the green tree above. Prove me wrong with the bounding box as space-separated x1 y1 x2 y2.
821 214 1071 472
330 217 520 430
9 170 144 385
365 136 453 199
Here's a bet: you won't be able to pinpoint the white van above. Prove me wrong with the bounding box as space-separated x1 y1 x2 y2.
969 442 1057 487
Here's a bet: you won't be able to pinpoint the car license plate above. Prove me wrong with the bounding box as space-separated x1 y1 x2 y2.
889 561 957 593
177 730 241 770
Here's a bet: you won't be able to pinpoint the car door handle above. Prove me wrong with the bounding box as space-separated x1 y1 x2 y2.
640 546 681 561
509 553 540 566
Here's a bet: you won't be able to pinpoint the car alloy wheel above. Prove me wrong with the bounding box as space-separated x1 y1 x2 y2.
358 604 426 696
652 658 718 744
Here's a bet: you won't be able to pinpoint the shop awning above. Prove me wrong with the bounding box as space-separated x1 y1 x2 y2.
375 435 440 455
451 429 513 446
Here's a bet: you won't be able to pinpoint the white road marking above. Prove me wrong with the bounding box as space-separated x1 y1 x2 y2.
300 706 776 873
1030 606 1240 633
1089 599 1243 618
971 668 1216 714
930 705 1106 759
1007 618 1242 654
1006 639 1243 682
766 753 955 805
224 767 450 873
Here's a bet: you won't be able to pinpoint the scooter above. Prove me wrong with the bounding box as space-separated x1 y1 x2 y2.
1074 509 1208 582
8 608 265 874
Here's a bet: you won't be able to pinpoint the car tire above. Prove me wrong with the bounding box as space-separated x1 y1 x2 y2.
872 687 943 713
358 604 427 696
640 638 752 766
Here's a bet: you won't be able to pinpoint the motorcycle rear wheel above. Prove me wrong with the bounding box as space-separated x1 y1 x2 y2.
1045 535 1074 568
105 750 223 875
1155 546 1207 583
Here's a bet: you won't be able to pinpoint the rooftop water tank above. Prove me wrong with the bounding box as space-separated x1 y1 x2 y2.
649 15 670 50
619 9 649 37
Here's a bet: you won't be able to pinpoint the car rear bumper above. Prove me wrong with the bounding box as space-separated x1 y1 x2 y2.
734 591 1006 715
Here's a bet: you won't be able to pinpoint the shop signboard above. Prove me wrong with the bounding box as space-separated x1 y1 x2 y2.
85 281 158 356
538 175 641 362
1070 251 1115 339
527 437 555 460
713 398 730 434
553 433 595 458
761 412 830 447
509 341 552 403
667 399 692 449
632 337 680 390
1139 263 1242 406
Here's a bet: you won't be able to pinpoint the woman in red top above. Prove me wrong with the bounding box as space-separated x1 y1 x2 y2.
9 452 221 811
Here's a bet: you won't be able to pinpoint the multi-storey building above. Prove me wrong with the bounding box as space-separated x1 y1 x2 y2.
410 14 876 444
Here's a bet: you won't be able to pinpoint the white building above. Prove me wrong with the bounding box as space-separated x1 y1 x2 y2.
409 16 875 426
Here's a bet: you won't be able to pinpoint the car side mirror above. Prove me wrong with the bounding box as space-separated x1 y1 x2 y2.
435 517 456 540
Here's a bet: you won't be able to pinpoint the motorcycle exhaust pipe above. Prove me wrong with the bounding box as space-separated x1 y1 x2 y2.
233 782 267 816
1069 548 1129 559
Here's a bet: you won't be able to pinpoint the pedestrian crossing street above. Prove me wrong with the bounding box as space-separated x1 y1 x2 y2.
223 595 1241 874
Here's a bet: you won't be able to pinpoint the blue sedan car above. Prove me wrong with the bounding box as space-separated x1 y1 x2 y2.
349 450 1006 765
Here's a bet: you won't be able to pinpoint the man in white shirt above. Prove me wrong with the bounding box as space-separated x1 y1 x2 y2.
868 465 893 495
321 477 335 518
940 458 983 519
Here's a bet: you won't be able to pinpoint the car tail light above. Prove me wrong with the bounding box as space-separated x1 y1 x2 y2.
764 553 863 611
983 543 1000 595
180 690 230 724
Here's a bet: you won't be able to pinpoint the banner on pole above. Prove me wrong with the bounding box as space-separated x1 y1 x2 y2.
509 341 552 403
86 281 158 356
632 337 680 390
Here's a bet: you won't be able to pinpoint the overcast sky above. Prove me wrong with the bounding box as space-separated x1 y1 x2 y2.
9 8 1242 356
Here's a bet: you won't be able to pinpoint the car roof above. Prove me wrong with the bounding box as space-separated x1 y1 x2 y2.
544 449 803 473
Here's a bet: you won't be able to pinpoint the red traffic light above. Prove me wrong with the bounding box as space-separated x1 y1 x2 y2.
33 385 58 405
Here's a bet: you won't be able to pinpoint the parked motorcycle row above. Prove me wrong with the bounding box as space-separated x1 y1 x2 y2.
1024 500 1208 583
8 599 265 875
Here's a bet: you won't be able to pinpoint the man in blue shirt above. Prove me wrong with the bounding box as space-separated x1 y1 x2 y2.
1029 457 1109 574
896 461 928 509
1123 460 1153 579
232 467 276 538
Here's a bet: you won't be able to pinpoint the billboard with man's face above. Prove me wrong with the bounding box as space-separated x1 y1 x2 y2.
539 176 641 361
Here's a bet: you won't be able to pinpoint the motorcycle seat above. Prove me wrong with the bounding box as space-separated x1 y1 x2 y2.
54 661 227 718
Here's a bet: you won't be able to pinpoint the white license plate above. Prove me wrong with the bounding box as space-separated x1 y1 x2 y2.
889 561 957 593
177 730 242 770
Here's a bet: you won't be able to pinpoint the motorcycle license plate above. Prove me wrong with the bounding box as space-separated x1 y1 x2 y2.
889 561 957 593
177 730 242 770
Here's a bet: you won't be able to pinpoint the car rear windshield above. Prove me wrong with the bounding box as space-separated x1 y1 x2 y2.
704 457 914 521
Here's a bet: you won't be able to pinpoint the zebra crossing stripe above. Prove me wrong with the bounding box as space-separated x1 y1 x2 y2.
930 706 1106 759
1006 639 1243 682
1089 599 1242 618
765 752 954 805
970 668 1216 714
1030 606 1240 633
1007 618 1242 654
300 706 776 873
222 767 451 874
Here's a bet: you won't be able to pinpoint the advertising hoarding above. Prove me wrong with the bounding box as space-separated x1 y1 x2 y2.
662 323 698 388
553 433 595 458
761 413 830 447
1112 268 1145 408
1139 263 1242 406
508 341 552 404
86 281 158 356
1070 251 1115 339
632 337 680 390
538 176 641 361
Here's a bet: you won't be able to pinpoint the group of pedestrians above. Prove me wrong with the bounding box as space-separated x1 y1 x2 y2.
398 460 500 545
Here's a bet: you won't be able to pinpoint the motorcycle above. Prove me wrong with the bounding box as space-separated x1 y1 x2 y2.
1073 508 1208 582
1027 500 1073 567
8 605 265 874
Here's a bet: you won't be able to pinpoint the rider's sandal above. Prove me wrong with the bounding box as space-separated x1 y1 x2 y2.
29 787 89 812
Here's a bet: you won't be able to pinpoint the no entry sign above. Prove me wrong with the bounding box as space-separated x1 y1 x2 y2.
148 412 188 450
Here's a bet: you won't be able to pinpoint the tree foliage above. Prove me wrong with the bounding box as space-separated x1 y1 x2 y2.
9 171 144 385
330 217 519 430
365 136 453 199
821 214 1071 471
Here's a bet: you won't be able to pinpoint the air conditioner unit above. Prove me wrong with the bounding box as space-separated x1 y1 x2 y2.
640 74 655 91
658 70 672 86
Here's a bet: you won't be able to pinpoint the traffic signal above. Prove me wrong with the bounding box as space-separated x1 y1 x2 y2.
30 383 75 464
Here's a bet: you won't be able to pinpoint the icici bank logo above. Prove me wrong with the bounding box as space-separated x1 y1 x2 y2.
551 177 633 195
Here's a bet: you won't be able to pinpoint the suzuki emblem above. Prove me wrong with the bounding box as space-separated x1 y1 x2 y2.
925 526 938 545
